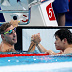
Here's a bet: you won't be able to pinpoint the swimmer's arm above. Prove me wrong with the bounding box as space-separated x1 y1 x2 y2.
0 44 1 49
36 43 61 55
36 43 47 52
0 44 1 51
45 50 58 55
28 41 36 52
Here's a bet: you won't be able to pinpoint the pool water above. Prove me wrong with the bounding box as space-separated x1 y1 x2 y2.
0 54 72 66
0 52 72 72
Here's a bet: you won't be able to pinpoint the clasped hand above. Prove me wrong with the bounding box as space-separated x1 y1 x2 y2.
31 33 41 44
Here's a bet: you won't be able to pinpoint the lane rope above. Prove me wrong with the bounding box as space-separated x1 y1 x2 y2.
0 53 49 58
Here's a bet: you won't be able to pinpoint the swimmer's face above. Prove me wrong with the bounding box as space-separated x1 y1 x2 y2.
54 36 65 50
3 25 17 45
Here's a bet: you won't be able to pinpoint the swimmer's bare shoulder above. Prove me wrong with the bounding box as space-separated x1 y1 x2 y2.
6 48 17 52
64 48 72 54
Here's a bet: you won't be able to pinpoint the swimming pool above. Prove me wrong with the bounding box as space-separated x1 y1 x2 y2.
0 52 72 72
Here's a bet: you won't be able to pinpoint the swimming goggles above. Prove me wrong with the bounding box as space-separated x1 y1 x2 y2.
3 27 16 35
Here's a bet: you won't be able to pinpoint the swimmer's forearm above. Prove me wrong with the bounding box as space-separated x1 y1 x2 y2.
45 50 58 55
28 41 36 52
36 43 47 52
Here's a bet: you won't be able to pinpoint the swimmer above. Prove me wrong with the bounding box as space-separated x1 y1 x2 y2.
0 23 17 52
32 29 72 55
0 23 40 52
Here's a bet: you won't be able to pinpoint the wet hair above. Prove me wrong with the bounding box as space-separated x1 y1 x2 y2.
13 16 17 20
54 29 72 44
0 22 12 34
